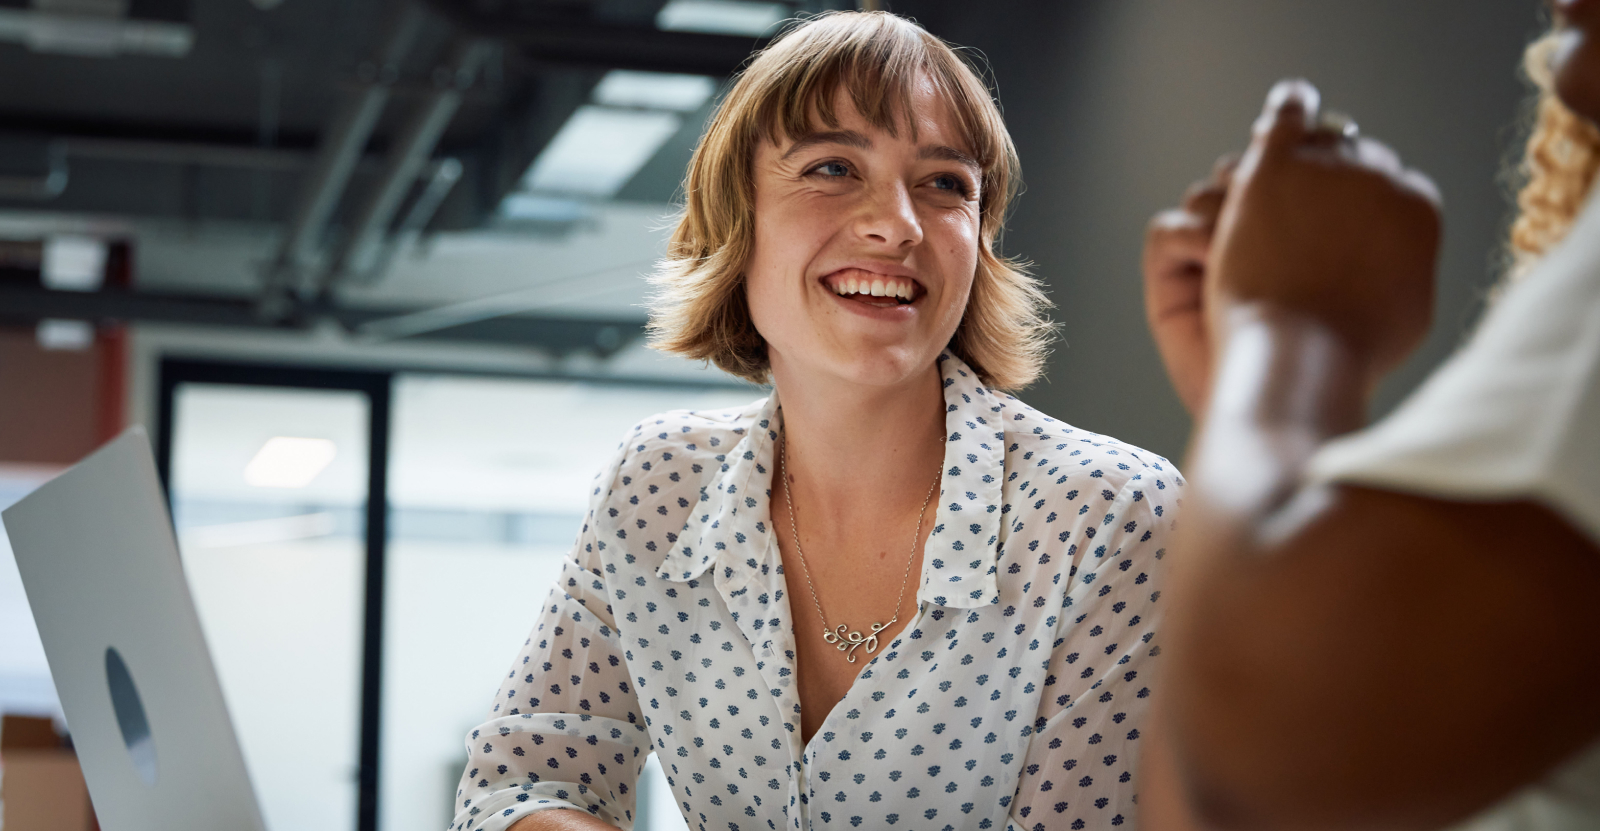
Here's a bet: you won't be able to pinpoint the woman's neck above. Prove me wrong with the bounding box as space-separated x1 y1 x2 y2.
771 357 948 525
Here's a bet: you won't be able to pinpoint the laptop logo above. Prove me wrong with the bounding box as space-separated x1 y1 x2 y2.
105 646 158 786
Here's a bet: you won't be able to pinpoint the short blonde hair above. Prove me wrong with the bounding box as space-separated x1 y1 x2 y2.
1505 31 1600 284
646 10 1053 391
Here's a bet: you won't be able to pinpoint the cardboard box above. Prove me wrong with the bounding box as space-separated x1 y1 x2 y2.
1 715 95 831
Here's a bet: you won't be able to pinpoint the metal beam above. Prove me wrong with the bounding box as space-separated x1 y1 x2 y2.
424 2 769 76
60 136 313 172
0 284 644 357
0 140 66 200
258 0 428 316
317 36 494 297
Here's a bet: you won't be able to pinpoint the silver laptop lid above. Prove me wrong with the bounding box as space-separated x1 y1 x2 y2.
2 427 266 831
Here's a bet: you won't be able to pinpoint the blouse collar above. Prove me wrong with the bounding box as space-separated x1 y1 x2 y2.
656 351 1005 609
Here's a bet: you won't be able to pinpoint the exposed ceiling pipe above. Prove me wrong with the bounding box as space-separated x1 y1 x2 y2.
0 141 68 200
316 36 494 299
59 136 312 171
257 0 428 319
423 1 770 76
348 157 463 289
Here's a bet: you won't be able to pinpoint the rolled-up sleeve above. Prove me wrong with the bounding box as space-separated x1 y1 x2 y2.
1008 471 1179 830
451 454 649 831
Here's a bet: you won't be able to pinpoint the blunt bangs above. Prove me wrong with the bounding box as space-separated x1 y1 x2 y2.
645 11 1054 391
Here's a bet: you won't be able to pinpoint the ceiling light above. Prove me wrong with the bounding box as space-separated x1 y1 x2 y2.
0 5 194 58
243 438 338 489
36 319 93 351
42 235 106 291
656 0 787 36
520 106 681 198
593 70 716 112
498 193 590 224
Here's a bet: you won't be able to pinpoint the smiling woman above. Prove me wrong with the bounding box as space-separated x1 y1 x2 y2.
450 12 1183 831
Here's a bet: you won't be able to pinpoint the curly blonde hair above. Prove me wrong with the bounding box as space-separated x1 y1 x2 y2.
1505 31 1600 283
645 11 1054 391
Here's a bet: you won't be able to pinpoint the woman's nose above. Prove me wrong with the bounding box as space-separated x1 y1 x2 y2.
853 182 923 250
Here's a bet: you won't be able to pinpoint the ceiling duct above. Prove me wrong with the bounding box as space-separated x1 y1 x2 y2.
0 0 194 58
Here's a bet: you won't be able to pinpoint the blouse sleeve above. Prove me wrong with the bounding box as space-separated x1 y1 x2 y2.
1007 471 1179 831
449 447 651 831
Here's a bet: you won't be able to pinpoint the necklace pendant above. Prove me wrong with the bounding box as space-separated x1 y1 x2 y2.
824 619 895 663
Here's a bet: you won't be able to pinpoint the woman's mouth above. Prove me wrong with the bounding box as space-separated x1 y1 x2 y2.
824 268 922 307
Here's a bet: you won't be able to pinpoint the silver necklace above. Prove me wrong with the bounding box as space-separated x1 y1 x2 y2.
780 432 942 663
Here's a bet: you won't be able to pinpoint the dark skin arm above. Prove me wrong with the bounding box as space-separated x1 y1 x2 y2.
1141 81 1600 830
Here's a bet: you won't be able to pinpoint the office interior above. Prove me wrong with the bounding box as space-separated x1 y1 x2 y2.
0 1 1542 830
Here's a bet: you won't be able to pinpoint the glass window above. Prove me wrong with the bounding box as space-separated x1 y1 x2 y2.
380 375 753 831
169 384 370 831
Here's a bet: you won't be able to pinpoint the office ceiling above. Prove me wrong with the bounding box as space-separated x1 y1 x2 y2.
0 0 850 356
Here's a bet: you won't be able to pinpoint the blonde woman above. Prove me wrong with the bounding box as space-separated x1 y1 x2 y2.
450 12 1181 831
1139 1 1600 829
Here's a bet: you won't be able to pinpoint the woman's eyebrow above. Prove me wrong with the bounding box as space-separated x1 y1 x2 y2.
919 144 980 172
780 130 872 161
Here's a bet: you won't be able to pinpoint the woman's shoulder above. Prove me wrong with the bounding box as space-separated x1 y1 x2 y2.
585 396 769 524
991 393 1184 497
608 397 770 473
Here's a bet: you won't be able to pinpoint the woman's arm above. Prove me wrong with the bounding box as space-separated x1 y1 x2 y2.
1007 472 1180 830
449 449 652 831
1145 81 1600 831
507 810 620 830
1162 311 1600 830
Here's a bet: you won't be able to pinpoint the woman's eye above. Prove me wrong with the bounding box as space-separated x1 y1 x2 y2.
813 161 850 177
932 174 968 194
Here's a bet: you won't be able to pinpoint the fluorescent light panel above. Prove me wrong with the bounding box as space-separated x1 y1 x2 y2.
656 0 787 36
36 319 93 351
42 235 106 291
521 106 682 198
498 193 590 223
244 437 338 489
593 70 716 112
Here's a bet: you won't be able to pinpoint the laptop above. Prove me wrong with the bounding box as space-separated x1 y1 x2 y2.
2 427 267 831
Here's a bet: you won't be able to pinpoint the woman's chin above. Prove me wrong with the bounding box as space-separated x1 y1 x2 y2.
785 341 940 389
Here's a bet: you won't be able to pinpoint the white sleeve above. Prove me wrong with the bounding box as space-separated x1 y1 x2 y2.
1305 196 1600 547
449 447 650 831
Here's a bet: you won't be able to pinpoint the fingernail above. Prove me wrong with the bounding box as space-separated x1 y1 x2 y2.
1264 79 1320 126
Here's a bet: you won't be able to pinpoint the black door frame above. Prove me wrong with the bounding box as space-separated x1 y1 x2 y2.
156 358 393 831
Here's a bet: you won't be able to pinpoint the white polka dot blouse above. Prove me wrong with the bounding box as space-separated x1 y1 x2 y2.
452 352 1184 831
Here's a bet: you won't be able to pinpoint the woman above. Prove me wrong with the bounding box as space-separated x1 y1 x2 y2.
1139 2 1600 829
449 11 1181 831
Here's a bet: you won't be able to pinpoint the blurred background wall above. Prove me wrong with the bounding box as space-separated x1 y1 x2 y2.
0 2 1550 830
904 0 1544 457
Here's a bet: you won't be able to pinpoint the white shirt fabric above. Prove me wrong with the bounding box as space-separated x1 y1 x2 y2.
449 352 1184 831
1307 188 1600 829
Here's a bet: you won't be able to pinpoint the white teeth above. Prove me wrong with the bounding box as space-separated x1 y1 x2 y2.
831 274 917 299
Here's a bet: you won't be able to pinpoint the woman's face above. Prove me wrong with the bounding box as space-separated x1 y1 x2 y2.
1553 0 1600 121
745 77 982 390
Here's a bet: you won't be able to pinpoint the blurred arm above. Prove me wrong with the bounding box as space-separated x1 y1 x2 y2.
1151 308 1600 831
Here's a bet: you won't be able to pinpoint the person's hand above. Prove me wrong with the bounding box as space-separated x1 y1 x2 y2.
1144 154 1238 417
1208 79 1443 387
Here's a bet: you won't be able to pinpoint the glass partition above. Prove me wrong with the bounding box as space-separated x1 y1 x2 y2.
380 374 753 831
169 383 370 831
